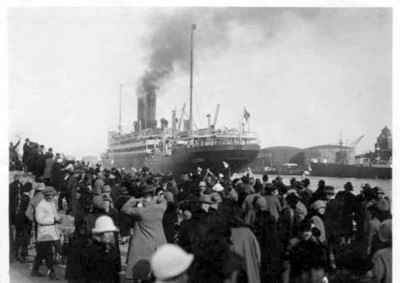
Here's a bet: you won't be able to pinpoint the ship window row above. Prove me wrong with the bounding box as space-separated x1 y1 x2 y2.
111 145 148 153
189 137 255 146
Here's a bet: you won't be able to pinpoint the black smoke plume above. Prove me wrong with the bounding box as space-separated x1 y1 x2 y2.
137 7 322 97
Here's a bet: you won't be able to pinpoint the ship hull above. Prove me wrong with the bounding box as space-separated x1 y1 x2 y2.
106 144 260 175
310 163 392 179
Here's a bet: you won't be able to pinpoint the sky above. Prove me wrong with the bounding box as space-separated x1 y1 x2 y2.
8 7 392 158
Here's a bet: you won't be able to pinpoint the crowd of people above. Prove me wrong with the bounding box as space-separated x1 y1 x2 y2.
9 138 392 283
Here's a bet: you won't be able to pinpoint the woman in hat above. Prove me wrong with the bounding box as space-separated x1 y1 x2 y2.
308 200 327 244
121 184 167 282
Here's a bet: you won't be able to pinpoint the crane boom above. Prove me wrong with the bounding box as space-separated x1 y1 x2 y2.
350 135 365 147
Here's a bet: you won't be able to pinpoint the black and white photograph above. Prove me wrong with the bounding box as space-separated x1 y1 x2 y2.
5 3 396 283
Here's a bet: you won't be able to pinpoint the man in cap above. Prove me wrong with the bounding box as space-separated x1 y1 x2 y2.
342 181 357 242
151 244 193 283
122 184 168 281
31 186 61 279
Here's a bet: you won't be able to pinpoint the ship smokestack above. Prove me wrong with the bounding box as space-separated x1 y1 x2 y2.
137 96 145 130
145 89 157 129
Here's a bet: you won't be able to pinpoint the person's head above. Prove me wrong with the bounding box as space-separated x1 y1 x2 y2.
254 181 263 194
325 186 335 201
262 174 268 183
318 179 325 188
92 215 119 244
302 178 310 187
199 181 207 192
151 244 193 283
210 192 222 210
286 193 299 209
298 220 313 241
199 194 212 212
141 184 156 202
344 182 353 192
43 186 56 201
374 186 385 199
311 200 327 215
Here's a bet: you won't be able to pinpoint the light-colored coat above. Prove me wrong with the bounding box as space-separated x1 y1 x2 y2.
35 199 60 241
230 227 261 283
122 197 167 279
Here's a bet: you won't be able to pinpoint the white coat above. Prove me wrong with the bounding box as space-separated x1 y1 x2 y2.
35 199 60 241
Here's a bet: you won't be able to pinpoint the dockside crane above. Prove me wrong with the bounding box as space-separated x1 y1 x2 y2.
350 135 365 148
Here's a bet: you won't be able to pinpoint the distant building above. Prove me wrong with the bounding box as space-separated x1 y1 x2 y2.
375 126 392 162
290 144 355 166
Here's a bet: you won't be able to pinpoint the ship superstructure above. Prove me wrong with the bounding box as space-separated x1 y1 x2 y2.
102 25 260 174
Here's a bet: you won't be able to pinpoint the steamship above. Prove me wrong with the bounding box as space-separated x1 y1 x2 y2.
102 25 260 174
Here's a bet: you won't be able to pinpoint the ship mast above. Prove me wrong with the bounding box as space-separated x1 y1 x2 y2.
118 83 122 134
189 24 196 133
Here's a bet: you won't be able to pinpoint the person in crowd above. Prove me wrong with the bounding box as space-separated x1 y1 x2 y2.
308 200 327 244
342 182 357 243
9 173 23 260
299 178 313 207
366 200 389 256
287 220 328 283
263 184 282 222
227 204 261 283
43 150 55 184
242 180 261 226
9 136 394 283
22 138 31 168
151 244 193 283
279 192 305 248
371 219 391 283
310 180 326 204
31 186 61 280
121 184 168 281
25 177 46 239
82 215 121 283
330 250 374 283
14 183 32 262
253 196 283 283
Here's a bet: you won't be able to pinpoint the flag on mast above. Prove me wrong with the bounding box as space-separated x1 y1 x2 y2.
243 108 250 121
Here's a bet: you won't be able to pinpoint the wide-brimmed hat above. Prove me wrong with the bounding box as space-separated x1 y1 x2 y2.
212 183 224 192
92 215 119 234
311 200 327 211
151 244 194 282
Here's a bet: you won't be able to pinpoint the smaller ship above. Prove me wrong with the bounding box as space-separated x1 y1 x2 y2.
310 127 392 179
